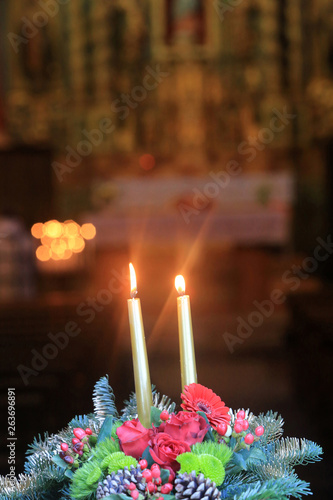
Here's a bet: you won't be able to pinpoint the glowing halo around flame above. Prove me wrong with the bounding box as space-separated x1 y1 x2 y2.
175 275 186 295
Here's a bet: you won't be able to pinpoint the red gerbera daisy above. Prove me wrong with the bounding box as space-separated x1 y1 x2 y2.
181 383 231 430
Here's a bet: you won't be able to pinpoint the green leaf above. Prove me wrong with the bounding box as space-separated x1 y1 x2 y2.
232 451 247 471
97 416 114 444
160 468 170 484
101 494 132 500
142 446 154 468
65 469 74 479
151 406 162 426
196 411 215 441
247 447 266 465
51 455 67 469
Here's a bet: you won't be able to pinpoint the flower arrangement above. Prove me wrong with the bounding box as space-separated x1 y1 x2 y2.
0 376 323 500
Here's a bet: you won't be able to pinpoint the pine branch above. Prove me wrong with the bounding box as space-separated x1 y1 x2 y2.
249 411 284 444
121 385 176 421
232 476 312 500
92 375 118 423
274 438 323 467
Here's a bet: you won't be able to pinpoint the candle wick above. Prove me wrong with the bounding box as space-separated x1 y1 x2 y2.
130 290 138 299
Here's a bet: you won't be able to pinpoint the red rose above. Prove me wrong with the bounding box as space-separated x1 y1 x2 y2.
149 432 190 472
163 412 208 446
116 419 151 459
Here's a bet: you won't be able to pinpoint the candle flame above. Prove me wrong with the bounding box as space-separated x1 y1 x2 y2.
175 275 186 295
129 263 137 297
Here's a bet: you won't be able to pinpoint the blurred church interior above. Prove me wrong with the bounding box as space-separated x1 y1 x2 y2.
0 0 333 495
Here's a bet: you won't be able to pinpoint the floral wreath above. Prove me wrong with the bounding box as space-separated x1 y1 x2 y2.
1 376 323 500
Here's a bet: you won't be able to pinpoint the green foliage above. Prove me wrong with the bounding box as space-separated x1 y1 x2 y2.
106 452 138 474
177 453 225 486
177 452 200 473
70 460 103 500
192 441 233 467
198 454 226 485
92 437 120 465
93 375 119 423
97 416 115 444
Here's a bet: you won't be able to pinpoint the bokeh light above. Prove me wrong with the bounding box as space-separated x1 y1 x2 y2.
80 223 96 240
31 220 96 262
139 153 156 170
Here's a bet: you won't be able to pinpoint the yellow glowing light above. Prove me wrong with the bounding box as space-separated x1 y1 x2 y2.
31 223 44 239
64 221 79 237
36 245 51 262
45 220 63 238
71 236 85 253
51 250 62 261
175 275 186 295
80 223 96 240
51 238 67 252
129 263 137 296
41 235 53 247
62 249 73 260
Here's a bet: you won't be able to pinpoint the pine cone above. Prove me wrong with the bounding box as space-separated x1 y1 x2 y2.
96 464 145 499
175 472 221 500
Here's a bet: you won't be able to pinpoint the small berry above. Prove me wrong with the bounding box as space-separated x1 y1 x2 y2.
237 410 246 419
78 450 83 456
131 490 139 500
138 459 148 470
151 463 160 470
146 481 155 493
160 410 169 421
242 419 249 431
234 422 243 434
85 428 93 435
157 497 164 500
151 467 161 479
73 442 84 453
255 425 265 437
244 433 254 445
59 451 66 460
64 455 74 465
142 469 153 482
154 477 162 486
161 483 173 494
61 443 69 452
72 438 80 445
128 483 136 491
73 428 86 440
217 422 228 436
168 472 175 483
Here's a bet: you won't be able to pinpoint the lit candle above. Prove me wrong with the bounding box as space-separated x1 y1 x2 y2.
127 263 152 428
175 275 198 391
